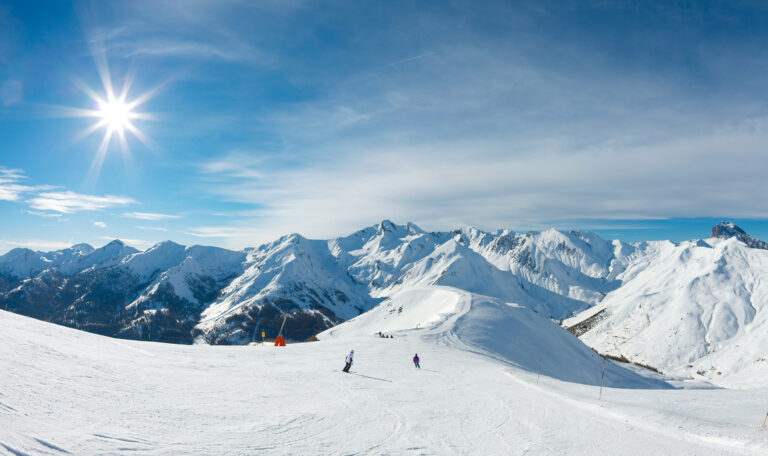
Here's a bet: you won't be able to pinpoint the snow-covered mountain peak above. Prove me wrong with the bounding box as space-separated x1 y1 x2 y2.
710 221 768 250
68 243 95 254
121 241 188 279
377 219 398 233
712 221 746 237
0 248 45 279
103 239 126 249
405 221 424 234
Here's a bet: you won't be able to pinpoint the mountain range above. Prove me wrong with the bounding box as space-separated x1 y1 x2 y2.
1 220 766 385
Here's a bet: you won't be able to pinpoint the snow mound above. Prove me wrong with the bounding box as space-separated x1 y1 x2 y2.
322 286 668 388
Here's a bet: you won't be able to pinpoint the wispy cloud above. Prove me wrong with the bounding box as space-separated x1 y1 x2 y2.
26 210 63 218
123 212 182 221
137 225 169 232
196 120 768 244
0 167 52 202
27 191 135 214
185 225 281 249
387 52 434 67
119 39 265 63
0 239 73 253
1 79 22 106
93 221 107 228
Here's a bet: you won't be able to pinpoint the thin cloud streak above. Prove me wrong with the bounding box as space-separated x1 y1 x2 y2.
0 167 54 202
28 191 135 214
137 225 169 232
0 239 74 253
123 212 182 220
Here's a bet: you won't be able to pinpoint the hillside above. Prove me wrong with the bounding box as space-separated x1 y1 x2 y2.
567 232 768 387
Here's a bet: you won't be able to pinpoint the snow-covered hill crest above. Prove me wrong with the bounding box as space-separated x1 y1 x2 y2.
321 286 668 388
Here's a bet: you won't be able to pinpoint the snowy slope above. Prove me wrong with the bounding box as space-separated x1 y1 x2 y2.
321 286 666 387
571 235 768 386
3 304 768 455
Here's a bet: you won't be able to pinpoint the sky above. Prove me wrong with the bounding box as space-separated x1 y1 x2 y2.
2 1 768 253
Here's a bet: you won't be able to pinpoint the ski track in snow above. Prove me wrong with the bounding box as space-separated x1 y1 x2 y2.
3 287 768 455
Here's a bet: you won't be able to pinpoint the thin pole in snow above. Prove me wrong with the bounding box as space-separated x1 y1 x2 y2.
537 362 542 384
599 357 606 400
761 412 768 429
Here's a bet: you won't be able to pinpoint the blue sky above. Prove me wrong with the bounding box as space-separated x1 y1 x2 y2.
2 1 768 252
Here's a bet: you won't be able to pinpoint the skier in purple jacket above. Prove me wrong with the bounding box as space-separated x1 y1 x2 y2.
413 353 420 369
343 350 354 372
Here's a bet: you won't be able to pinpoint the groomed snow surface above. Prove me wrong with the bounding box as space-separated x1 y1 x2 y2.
3 287 768 455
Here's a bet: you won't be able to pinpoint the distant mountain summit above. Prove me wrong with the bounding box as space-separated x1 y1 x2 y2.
711 221 768 249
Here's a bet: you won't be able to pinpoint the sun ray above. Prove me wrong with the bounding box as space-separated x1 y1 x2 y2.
74 78 106 105
128 112 158 121
117 128 130 160
125 83 165 111
73 119 109 142
120 68 137 103
39 104 103 119
124 121 160 153
49 61 160 183
86 128 114 186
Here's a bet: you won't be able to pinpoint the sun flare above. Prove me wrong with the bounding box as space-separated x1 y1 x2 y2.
51 65 160 183
98 98 132 132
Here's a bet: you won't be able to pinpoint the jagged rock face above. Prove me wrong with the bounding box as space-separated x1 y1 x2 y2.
711 221 768 250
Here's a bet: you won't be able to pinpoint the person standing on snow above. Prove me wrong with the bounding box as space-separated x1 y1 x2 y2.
343 350 354 372
413 353 420 369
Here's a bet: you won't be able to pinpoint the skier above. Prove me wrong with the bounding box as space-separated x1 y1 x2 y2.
343 350 354 373
413 353 420 369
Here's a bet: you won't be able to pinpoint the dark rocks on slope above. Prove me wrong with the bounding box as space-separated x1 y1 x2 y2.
711 221 768 250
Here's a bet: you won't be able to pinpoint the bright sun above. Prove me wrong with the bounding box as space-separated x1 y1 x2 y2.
47 49 160 183
98 98 132 132
62 68 159 182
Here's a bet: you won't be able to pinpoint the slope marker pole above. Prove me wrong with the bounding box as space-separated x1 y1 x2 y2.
537 362 542 384
251 324 259 344
598 357 606 401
